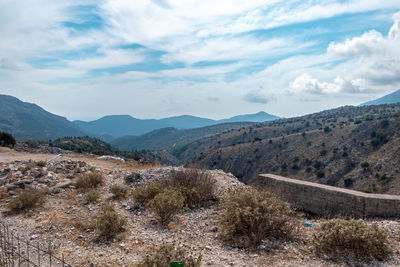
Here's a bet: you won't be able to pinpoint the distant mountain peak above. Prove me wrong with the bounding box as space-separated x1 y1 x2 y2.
360 89 400 106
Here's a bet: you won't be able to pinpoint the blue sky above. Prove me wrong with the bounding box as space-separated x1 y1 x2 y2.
1 0 400 120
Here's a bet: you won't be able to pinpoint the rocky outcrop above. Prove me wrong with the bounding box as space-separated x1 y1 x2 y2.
0 159 96 197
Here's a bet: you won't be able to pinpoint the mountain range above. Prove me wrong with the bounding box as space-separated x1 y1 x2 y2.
0 94 279 141
73 112 279 138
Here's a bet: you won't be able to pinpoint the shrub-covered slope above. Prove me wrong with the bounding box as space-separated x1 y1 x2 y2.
174 104 400 194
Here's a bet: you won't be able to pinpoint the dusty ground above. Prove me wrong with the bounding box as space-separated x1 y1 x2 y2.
1 148 400 266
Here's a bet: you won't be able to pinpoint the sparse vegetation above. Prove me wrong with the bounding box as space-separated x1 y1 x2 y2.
75 173 104 190
313 219 389 261
132 169 216 224
110 184 129 199
95 204 127 240
36 160 46 167
85 190 100 203
166 169 216 208
132 182 163 206
50 136 143 160
137 244 201 267
8 191 44 212
20 162 36 174
219 188 298 248
148 188 185 224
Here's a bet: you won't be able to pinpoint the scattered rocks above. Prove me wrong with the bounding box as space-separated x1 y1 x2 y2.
0 159 93 196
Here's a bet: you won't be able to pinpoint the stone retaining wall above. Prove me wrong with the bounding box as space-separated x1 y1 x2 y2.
258 174 400 218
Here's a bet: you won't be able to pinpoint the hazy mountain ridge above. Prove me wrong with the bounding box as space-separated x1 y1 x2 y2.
111 122 256 151
0 94 278 142
0 95 86 140
73 112 279 138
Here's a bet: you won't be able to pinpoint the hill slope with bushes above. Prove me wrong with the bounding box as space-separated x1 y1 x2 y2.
170 103 400 194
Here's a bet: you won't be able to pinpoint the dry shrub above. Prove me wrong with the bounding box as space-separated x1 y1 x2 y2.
132 169 216 225
96 204 127 240
132 182 163 206
85 190 100 203
165 169 216 208
8 191 44 213
132 169 216 209
137 244 201 267
313 219 389 261
147 188 185 224
219 188 298 248
110 184 129 199
36 160 46 167
75 173 104 190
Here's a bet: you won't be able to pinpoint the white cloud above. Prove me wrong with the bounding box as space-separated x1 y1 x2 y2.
290 74 360 94
324 12 400 90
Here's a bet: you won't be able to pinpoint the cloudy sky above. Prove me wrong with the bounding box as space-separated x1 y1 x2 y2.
1 0 400 121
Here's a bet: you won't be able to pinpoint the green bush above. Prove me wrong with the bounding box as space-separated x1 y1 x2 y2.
132 182 163 206
147 188 185 224
110 184 129 199
0 132 16 147
137 244 201 267
75 173 104 190
313 219 389 261
96 205 127 240
8 191 44 212
165 169 216 208
85 190 100 203
219 188 298 248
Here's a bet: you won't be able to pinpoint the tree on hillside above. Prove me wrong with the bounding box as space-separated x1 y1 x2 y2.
0 132 16 147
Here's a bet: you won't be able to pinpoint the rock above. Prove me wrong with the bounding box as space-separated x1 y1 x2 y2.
208 226 218 232
124 172 141 184
55 180 74 189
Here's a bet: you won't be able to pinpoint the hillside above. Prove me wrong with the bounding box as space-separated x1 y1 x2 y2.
169 103 400 194
0 95 87 140
49 136 144 160
361 89 400 106
1 150 400 266
74 112 279 137
111 122 255 151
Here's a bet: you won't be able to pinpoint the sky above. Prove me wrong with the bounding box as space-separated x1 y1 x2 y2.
1 0 400 121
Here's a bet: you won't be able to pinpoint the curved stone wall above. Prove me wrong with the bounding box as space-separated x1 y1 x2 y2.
258 174 400 218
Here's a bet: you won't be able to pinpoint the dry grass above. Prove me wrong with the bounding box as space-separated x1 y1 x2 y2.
75 173 104 190
137 244 201 267
85 190 100 203
110 184 129 199
7 190 44 213
96 204 127 240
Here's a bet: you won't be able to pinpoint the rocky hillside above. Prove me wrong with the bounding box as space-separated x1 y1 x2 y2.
170 103 400 194
1 154 399 266
0 95 87 140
